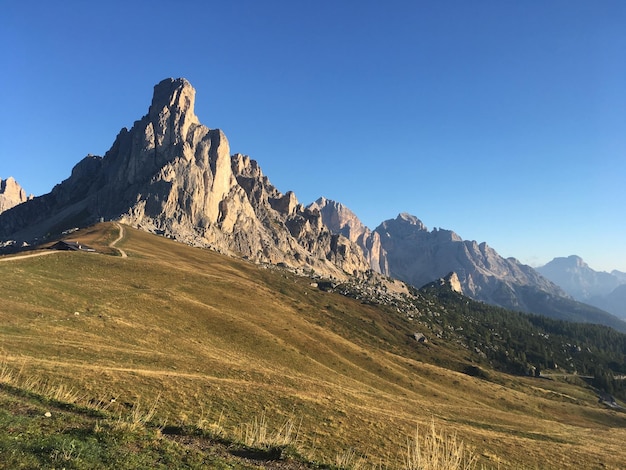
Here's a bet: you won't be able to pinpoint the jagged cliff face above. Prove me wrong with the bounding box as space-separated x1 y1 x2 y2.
372 213 567 311
0 78 368 278
0 177 30 214
308 197 387 273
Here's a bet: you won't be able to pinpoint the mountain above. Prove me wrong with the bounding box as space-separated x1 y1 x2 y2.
308 197 386 273
372 215 626 329
373 213 565 307
0 177 30 214
590 284 626 321
1 77 623 330
312 201 565 308
537 255 626 320
0 78 367 278
536 255 623 300
611 269 626 283
314 201 626 330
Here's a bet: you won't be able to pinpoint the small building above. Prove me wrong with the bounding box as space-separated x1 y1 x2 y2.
49 241 96 252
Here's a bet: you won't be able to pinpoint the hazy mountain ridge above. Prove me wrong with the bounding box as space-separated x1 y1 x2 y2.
537 255 623 299
538 255 626 320
611 269 626 283
373 213 565 306
591 285 626 321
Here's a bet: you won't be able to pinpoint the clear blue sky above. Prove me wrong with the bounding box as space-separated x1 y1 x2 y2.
2 1 625 272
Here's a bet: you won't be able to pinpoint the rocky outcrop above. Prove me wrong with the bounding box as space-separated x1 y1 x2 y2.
0 177 30 214
227 154 369 275
0 78 368 278
441 272 463 293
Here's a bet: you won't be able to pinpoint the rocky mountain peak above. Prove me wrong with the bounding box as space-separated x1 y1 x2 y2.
309 197 367 241
568 255 588 268
545 255 588 270
537 255 622 301
311 197 387 273
375 213 427 238
0 177 30 214
149 78 198 122
0 78 370 279
397 212 426 229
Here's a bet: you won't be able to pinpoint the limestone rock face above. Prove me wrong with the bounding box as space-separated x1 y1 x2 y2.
422 272 463 294
0 78 368 278
444 272 463 293
310 197 386 273
229 155 369 276
0 177 30 214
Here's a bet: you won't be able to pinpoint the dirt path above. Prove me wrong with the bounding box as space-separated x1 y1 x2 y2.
0 250 62 263
109 223 128 258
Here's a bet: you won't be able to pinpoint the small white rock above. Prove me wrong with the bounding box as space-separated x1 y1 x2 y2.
44 411 52 418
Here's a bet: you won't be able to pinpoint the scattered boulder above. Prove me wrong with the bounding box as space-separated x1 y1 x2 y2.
412 332 428 343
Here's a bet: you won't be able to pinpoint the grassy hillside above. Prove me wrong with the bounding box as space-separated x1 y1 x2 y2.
1 223 625 468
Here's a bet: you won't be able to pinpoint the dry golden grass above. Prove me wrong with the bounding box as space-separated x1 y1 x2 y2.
236 411 300 449
405 420 477 470
0 223 625 468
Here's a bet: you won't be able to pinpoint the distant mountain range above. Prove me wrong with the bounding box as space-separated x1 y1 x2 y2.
311 199 626 331
537 255 626 321
311 198 562 304
1 78 624 331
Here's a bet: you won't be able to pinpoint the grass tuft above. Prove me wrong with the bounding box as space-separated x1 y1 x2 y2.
0 360 84 407
404 420 477 470
237 411 300 449
114 393 161 431
196 407 226 438
334 447 369 469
